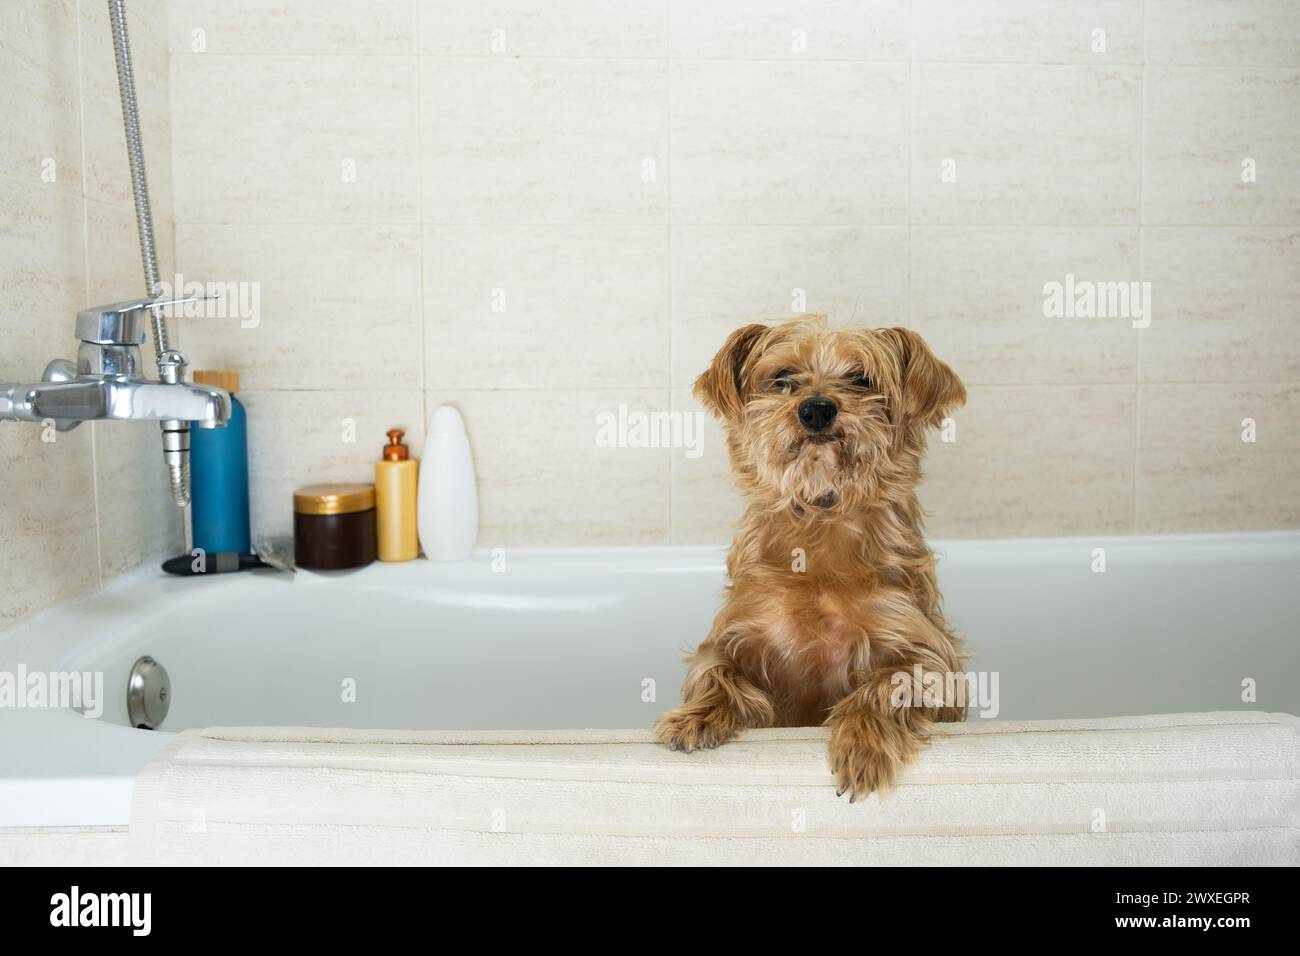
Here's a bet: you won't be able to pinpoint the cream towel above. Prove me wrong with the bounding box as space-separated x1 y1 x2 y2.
129 711 1300 866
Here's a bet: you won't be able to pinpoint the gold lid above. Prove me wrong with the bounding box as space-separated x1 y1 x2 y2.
293 482 375 516
193 369 240 393
381 428 410 462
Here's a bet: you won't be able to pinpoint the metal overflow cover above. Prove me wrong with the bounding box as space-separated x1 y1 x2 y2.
126 656 170 730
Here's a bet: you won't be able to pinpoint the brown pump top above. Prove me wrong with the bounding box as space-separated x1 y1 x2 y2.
382 428 410 461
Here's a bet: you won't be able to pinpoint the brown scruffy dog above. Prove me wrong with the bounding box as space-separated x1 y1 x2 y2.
653 316 968 800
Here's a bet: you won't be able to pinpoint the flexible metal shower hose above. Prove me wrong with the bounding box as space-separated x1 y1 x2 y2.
108 0 189 506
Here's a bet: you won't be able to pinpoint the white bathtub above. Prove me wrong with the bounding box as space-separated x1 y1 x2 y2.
2 532 1298 830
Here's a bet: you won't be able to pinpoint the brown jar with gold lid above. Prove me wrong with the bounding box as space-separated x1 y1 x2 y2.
293 483 377 570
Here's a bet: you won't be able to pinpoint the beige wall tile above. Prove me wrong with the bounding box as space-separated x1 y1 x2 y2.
91 420 184 579
0 146 98 630
0 0 82 194
670 226 909 387
169 0 415 54
89 0 166 50
175 223 422 390
671 61 907 225
1141 228 1300 383
669 0 909 60
421 58 666 225
424 225 668 389
920 385 1137 537
0 168 96 621
912 64 1141 224
172 54 419 223
85 199 175 303
912 0 1142 63
0 176 86 373
425 390 671 546
669 388 741 546
1146 0 1300 66
0 424 99 631
420 0 666 57
240 389 425 540
1143 68 1300 225
911 226 1140 385
1137 384 1300 532
79 0 172 220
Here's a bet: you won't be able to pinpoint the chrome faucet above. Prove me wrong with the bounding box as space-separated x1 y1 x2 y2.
0 296 231 432
2 2 229 512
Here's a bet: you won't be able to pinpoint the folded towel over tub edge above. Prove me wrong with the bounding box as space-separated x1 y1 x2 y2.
129 711 1300 866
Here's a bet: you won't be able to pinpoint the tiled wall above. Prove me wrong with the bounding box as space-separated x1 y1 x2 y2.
6 2 1295 629
164 0 1300 549
0 0 179 631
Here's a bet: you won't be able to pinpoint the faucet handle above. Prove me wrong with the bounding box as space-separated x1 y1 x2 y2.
76 293 217 344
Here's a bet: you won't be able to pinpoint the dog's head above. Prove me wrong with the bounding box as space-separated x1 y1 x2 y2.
695 316 965 515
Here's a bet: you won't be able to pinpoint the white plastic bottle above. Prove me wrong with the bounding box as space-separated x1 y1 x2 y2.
418 405 479 561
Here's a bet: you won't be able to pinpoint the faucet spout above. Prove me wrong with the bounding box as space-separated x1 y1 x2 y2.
0 377 230 428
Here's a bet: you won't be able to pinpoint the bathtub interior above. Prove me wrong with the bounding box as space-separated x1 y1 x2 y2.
68 554 708 732
50 534 1300 733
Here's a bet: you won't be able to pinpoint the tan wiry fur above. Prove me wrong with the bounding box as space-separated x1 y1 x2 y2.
653 316 968 800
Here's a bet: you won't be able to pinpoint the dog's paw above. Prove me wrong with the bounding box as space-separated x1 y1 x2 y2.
653 706 736 754
828 712 912 802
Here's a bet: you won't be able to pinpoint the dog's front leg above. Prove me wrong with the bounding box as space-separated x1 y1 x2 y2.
826 633 961 801
653 642 774 753
825 677 931 801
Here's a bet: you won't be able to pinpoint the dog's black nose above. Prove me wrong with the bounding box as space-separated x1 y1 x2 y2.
798 398 838 431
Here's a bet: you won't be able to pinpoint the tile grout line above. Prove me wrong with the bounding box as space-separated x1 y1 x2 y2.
665 0 674 546
73 0 104 590
163 3 185 562
165 0 180 354
162 50 1296 70
906 0 914 335
230 380 1300 396
148 218 1300 229
413 0 429 440
1132 0 1148 535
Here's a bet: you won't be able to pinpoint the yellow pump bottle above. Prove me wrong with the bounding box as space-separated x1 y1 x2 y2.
374 429 419 561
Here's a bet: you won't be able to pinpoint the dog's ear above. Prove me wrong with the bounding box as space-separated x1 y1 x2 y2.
694 323 769 420
877 327 965 428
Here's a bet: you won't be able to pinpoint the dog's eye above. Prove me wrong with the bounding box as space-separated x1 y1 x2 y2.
770 369 797 391
847 369 875 390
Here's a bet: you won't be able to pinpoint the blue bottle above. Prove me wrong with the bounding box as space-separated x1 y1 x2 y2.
190 370 251 555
